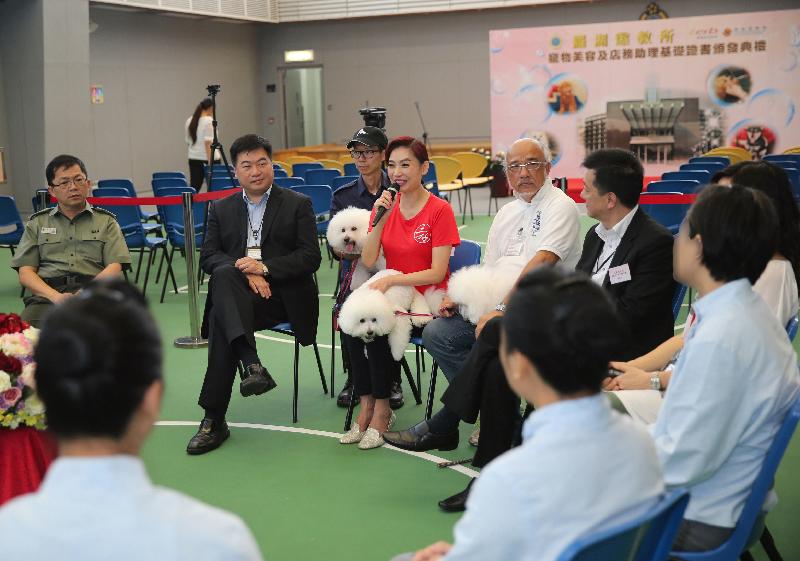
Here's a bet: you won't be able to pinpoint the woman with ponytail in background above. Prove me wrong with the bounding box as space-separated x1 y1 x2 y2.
185 98 216 190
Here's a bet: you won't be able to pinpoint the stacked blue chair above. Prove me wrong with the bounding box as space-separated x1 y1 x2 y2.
305 168 340 187
152 177 189 193
680 162 725 174
209 176 239 192
646 180 702 195
275 176 304 189
661 170 711 184
689 156 730 166
97 178 160 224
155 186 196 197
671 395 800 561
152 171 187 180
92 199 170 296
764 154 800 165
273 168 288 179
0 196 25 256
93 187 131 198
557 489 689 561
343 162 358 176
640 192 691 234
294 184 333 238
157 197 205 303
331 175 359 191
292 162 323 178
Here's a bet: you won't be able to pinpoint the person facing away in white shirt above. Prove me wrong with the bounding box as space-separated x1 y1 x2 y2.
0 279 263 561
652 185 800 553
397 268 664 561
604 161 800 422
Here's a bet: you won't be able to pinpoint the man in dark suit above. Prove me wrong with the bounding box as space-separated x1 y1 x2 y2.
576 147 675 360
385 148 676 513
187 134 321 455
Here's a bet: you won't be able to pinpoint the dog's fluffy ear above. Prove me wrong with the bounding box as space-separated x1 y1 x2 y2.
388 315 413 361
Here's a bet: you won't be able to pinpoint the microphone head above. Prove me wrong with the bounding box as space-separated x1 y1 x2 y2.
387 183 400 196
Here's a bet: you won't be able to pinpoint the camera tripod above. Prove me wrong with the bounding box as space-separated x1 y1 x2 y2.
203 84 236 190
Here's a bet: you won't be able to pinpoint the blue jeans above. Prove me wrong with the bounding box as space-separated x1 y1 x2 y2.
421 314 476 384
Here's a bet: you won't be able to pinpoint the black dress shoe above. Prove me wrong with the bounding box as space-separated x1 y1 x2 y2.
383 420 458 452
240 364 277 397
438 479 474 513
186 418 230 455
336 378 354 408
389 380 404 410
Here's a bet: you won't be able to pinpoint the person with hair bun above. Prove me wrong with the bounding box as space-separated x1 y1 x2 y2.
0 279 263 560
339 136 461 450
396 268 664 561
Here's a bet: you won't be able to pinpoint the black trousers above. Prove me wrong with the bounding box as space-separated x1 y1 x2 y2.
441 316 521 468
343 333 399 399
188 159 206 191
198 264 288 418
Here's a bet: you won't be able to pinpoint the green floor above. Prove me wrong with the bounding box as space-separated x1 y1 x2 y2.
5 213 798 561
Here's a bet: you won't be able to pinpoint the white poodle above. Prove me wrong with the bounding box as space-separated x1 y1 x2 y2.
446 264 519 325
326 207 385 289
338 269 444 361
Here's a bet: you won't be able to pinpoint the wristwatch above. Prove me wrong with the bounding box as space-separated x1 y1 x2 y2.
494 303 507 313
261 263 269 278
650 373 662 391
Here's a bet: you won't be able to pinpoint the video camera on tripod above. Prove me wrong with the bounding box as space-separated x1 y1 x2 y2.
359 107 387 130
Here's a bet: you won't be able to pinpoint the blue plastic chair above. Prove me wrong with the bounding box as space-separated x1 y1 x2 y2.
343 162 358 176
305 168 341 187
778 167 800 201
661 171 712 184
764 154 800 165
157 200 205 303
97 178 159 223
680 162 726 173
672 284 688 321
423 160 438 187
640 192 691 234
275 176 305 189
152 177 188 192
92 199 170 297
273 168 288 179
0 196 25 256
689 156 730 166
331 175 359 191
152 171 186 180
420 240 482 418
209 176 239 192
92 187 130 198
294 184 333 237
785 314 798 342
292 162 323 178
153 186 196 197
557 489 690 561
671 395 800 561
647 180 702 195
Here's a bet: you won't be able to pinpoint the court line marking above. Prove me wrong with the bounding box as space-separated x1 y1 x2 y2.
155 420 479 477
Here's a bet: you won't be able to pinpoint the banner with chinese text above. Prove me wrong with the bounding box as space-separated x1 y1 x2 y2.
490 9 800 178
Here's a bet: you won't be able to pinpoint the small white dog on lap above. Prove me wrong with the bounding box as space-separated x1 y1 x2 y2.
326 207 385 290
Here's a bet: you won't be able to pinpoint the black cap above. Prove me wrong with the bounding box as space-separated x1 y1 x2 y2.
346 126 388 150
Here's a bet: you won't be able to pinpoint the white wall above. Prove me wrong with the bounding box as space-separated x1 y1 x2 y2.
88 6 263 193
258 0 799 150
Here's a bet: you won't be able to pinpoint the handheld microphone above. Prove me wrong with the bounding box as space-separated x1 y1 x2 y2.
372 183 399 227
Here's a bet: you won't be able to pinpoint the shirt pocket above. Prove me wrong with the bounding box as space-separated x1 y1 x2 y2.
77 231 106 267
36 233 66 265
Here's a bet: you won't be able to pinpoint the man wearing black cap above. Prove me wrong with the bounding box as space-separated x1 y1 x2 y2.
332 126 404 409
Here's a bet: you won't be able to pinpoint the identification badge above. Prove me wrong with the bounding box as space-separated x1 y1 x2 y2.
247 246 262 261
608 263 632 285
504 240 524 256
41 227 57 235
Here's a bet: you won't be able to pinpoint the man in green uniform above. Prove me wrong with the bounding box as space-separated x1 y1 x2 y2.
11 154 131 326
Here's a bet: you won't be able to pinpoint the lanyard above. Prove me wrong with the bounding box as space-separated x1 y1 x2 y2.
592 250 616 275
247 210 262 242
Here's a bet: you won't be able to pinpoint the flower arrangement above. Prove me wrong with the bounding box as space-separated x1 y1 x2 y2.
0 313 44 430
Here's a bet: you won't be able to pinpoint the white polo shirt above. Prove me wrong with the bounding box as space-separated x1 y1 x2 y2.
485 181 582 273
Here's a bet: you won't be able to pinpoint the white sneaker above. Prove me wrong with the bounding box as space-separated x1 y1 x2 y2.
340 422 365 444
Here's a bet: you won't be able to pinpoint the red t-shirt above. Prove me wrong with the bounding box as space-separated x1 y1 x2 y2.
370 193 461 294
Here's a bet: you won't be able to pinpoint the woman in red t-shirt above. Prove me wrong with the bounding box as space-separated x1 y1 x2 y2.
339 136 460 450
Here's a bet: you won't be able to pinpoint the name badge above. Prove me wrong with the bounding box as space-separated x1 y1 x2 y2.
504 240 524 256
41 227 57 235
247 246 262 261
608 263 632 285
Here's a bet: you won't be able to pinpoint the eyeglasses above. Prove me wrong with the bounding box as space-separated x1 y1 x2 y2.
506 161 547 174
51 176 89 189
350 149 379 160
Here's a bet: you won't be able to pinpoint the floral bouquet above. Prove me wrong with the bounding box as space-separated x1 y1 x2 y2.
0 313 44 430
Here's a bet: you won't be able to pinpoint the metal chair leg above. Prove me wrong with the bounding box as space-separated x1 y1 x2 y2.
344 380 356 431
425 362 439 420
760 526 784 561
292 338 300 423
400 357 422 404
330 310 336 398
141 248 154 296
313 342 327 394
134 248 145 283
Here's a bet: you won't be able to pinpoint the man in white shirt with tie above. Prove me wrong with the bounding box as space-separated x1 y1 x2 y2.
656 184 800 552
